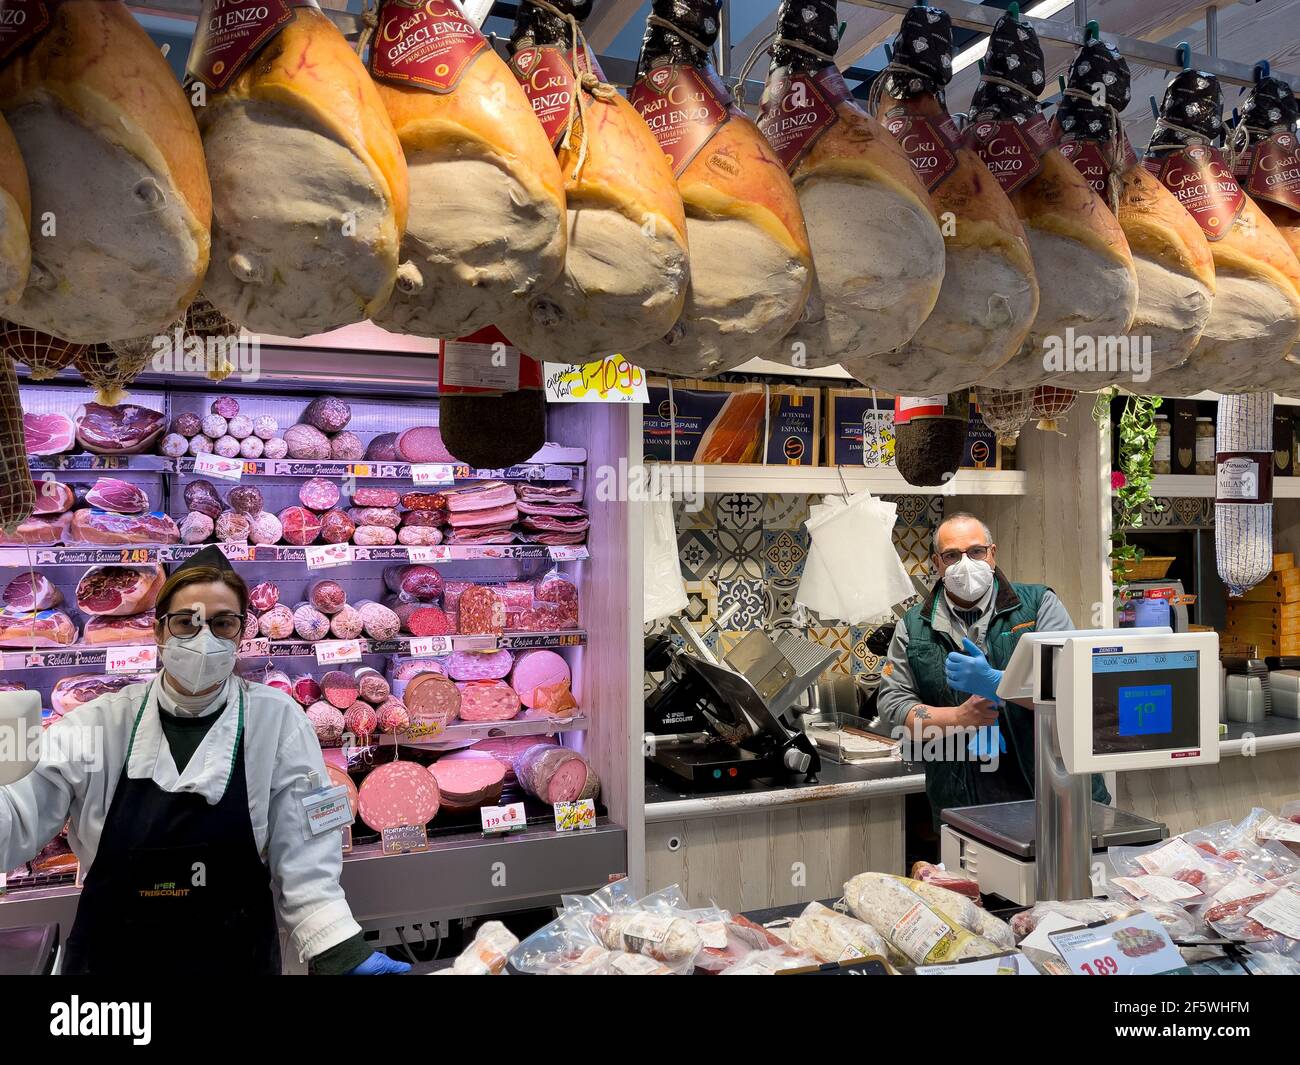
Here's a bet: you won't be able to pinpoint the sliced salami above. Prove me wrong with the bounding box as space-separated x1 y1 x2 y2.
321 670 360 710
358 761 440 832
458 585 504 635
401 491 447 511
403 672 461 727
447 648 513 681
352 487 400 508
455 680 520 723
300 477 341 512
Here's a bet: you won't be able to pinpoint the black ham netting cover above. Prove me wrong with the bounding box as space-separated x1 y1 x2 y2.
969 12 1046 123
883 4 953 99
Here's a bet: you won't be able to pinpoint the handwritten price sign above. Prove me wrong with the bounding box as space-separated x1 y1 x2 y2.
544 356 648 404
553 799 596 833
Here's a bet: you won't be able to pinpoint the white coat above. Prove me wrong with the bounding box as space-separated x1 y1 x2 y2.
0 676 362 962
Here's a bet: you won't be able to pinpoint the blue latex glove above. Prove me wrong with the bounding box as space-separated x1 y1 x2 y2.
349 952 412 975
968 724 1007 758
945 637 1004 702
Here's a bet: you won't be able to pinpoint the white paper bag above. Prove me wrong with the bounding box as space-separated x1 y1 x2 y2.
643 498 689 624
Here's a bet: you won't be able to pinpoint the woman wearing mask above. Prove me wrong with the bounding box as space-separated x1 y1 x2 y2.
0 546 406 975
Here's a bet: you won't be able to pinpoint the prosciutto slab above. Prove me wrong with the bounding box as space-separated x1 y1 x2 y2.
0 113 29 307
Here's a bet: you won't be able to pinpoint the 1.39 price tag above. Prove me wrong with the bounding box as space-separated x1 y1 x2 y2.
480 802 527 836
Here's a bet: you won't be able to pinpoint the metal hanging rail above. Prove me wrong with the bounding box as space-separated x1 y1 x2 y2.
848 0 1300 93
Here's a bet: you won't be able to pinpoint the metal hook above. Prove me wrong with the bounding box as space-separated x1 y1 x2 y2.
884 42 893 62
1176 42 1191 71
1149 95 1159 120
1007 1 1020 21
1085 20 1099 42
1255 59 1270 84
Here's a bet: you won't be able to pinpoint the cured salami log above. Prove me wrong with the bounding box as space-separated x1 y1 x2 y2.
396 427 454 466
352 487 401 509
309 579 347 616
227 414 252 440
385 564 444 600
191 4 408 338
299 478 340 513
353 525 397 547
330 432 364 461
348 506 401 529
306 702 345 746
429 753 505 811
358 761 440 832
354 666 391 706
253 416 279 440
247 511 282 546
239 436 263 460
188 436 213 457
366 432 399 461
404 604 452 638
160 434 189 458
292 602 331 642
343 701 378 741
455 680 521 722
514 743 598 803
757 0 944 368
447 648 513 681
248 581 279 612
471 734 556 783
356 600 401 640
291 674 322 707
1217 394 1274 596
0 0 209 343
403 672 461 728
629 0 812 377
329 604 364 641
400 490 449 511
398 526 443 547
259 604 294 639
261 669 292 696
214 510 250 543
511 649 573 709
226 485 263 515
377 699 410 734
497 0 688 361
321 670 360 710
319 509 356 545
184 479 224 519
458 585 505 635
202 414 228 440
211 397 238 419
283 425 330 460
278 506 322 546
263 438 288 459
302 395 351 434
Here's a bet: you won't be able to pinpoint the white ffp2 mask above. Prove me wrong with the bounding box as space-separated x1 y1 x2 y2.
942 556 994 601
161 627 238 694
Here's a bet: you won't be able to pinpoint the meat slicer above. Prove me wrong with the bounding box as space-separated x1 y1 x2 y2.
643 606 837 790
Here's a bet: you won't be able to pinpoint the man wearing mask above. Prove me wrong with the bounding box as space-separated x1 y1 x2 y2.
876 513 1109 828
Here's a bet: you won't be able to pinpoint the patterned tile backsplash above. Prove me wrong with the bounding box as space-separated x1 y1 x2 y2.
645 494 941 692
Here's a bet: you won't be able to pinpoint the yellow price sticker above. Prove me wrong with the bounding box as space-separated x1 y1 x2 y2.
544 357 648 404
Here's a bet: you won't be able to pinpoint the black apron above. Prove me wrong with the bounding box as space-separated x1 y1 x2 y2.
63 684 281 975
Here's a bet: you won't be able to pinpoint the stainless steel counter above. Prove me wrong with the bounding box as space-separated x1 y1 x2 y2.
1220 716 1300 755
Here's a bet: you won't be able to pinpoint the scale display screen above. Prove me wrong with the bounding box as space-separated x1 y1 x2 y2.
1091 651 1200 755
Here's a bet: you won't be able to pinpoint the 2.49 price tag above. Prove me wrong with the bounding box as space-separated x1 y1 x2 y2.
1048 912 1188 976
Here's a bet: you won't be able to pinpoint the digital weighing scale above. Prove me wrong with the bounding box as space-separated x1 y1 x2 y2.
940 628 1221 905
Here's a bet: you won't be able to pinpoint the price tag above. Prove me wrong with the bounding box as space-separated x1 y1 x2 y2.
548 546 589 561
401 720 445 740
1249 886 1300 939
406 545 451 563
408 635 453 658
1112 874 1203 902
193 453 243 482
219 542 253 563
914 952 1038 975
553 798 596 833
301 783 353 837
543 356 648 403
381 824 429 855
1257 814 1300 844
1048 912 1188 976
315 639 363 666
118 547 153 565
480 801 527 835
237 638 270 658
305 543 354 570
410 463 455 486
105 644 157 674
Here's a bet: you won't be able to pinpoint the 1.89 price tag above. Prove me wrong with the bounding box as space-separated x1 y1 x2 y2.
1048 912 1187 976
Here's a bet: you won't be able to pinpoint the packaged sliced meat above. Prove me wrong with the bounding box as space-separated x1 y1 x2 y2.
403 672 461 728
396 427 454 465
384 565 444 600
309 579 347 616
910 861 981 903
226 485 263 515
514 600 571 632
248 581 280 612
302 396 352 434
348 507 401 529
397 526 443 547
358 761 441 832
23 412 75 456
32 479 75 516
291 674 322 707
513 743 598 803
68 510 179 547
458 585 504 635
843 872 1001 965
247 511 282 546
446 504 518 528
292 603 331 642
400 491 448 511
258 605 295 639
305 702 345 747
329 605 364 641
184 479 224 519
449 921 518 976
178 511 214 545
447 649 513 681
319 509 356 545
75 564 164 616
3 573 62 613
352 487 400 509
83 611 156 646
278 507 322 547
51 672 149 715
322 670 360 710
84 477 148 515
366 432 399 461
353 526 397 547
214 510 250 543
429 752 506 811
74 403 166 455
536 570 578 612
299 478 340 513
443 481 518 513
0 608 76 648
330 432 364 461
511 649 574 712
0 513 70 546
787 901 891 965
354 667 391 707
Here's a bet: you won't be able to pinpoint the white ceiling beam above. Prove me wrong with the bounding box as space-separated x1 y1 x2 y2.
584 0 648 51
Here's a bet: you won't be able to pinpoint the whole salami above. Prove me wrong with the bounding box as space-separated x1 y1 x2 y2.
278 506 323 546
284 424 330 460
319 509 356 544
322 670 360 710
306 702 345 747
397 508 445 528
172 412 202 437
300 477 340 513
178 511 213 545
458 586 504 636
384 565 443 600
292 674 322 706
365 432 399 461
184 479 224 519
259 605 295 639
249 581 280 612
447 649 513 681
352 487 400 508
292 603 331 642
309 579 347 615
214 436 241 459
348 506 401 529
401 492 447 511
227 485 263 514
330 432 365 461
187 436 213 456
253 415 279 440
378 699 410 735
358 761 440 832
344 701 378 741
514 744 599 804
302 395 352 433
398 526 443 547
329 604 365 640
263 438 288 459
354 666 391 706
215 510 250 543
455 680 520 723
247 511 282 546
353 526 397 547
403 673 461 728
356 600 401 641
239 436 264 460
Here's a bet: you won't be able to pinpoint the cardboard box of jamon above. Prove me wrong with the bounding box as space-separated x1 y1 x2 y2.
643 378 819 465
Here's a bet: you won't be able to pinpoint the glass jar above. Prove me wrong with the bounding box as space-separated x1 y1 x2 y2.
1153 415 1171 475
1196 416 1215 476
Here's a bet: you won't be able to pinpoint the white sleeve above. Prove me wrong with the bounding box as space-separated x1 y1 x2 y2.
0 716 93 871
264 708 363 962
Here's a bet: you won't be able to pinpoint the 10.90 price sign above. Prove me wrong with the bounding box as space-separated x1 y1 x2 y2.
544 357 648 404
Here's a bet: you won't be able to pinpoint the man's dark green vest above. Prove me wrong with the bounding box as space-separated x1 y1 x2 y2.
900 571 1110 825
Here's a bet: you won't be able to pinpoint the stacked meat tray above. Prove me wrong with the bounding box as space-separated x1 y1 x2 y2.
1 378 600 865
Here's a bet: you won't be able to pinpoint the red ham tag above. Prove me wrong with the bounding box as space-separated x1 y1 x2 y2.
630 63 734 177
756 67 851 171
187 0 321 92
0 0 51 65
1055 130 1138 198
510 44 604 148
1143 144 1246 241
883 104 962 192
369 0 487 93
1233 131 1300 215
437 325 543 396
964 114 1056 194
893 395 949 425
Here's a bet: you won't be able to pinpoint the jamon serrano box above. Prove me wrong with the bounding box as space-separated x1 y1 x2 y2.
643 378 819 466
822 389 1005 470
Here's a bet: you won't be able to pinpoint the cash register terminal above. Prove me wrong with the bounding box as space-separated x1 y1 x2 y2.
939 629 1220 905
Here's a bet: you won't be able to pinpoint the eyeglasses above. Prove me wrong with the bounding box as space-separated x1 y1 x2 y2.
159 610 246 641
937 545 992 567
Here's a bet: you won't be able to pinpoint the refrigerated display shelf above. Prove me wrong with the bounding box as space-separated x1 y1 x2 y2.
0 542 588 567
369 711 590 748
27 455 173 473
173 457 583 482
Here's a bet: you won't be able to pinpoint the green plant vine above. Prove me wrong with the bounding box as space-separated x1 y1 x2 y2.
1093 388 1165 582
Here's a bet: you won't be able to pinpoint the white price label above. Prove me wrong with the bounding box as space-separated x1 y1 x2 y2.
315 639 363 666
406 545 451 563
548 546 589 561
410 463 455 486
407 636 452 658
441 339 520 391
696 920 729 950
1113 874 1203 902
480 801 527 835
553 798 596 833
543 357 648 404
1249 887 1300 940
1049 912 1187 976
237 638 270 658
305 543 354 570
1257 814 1300 844
105 644 157 674
1134 837 1206 878
457 0 493 27
193 453 243 481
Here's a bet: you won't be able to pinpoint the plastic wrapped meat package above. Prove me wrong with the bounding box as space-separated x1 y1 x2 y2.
434 922 519 976
798 493 915 624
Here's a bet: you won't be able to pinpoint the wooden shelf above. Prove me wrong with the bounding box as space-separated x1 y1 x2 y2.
658 464 1027 496
1148 475 1300 499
